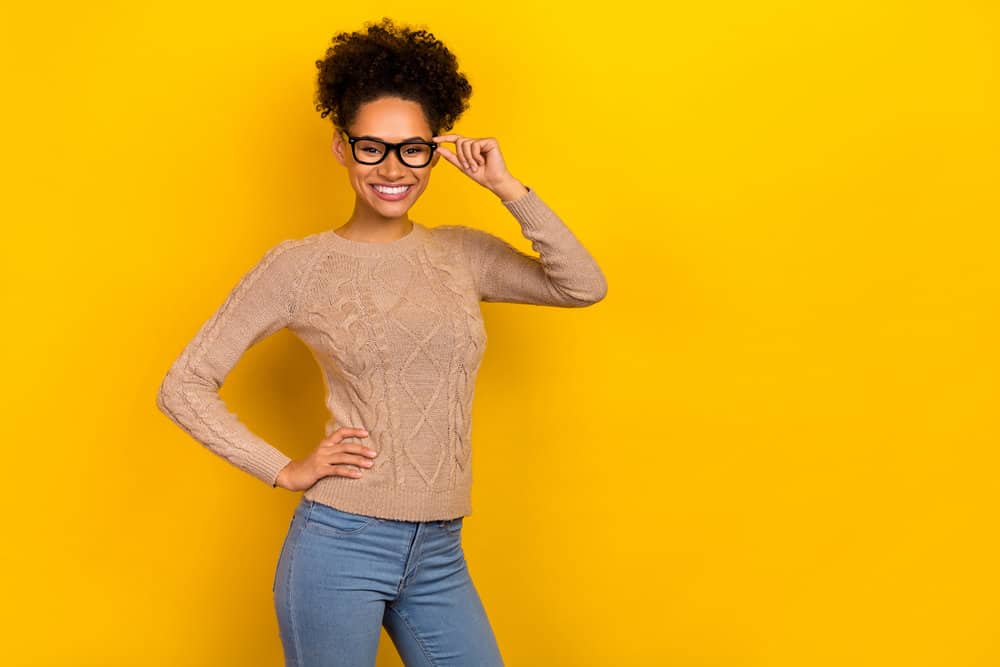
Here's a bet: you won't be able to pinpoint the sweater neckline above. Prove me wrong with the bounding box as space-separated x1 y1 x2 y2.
323 221 425 258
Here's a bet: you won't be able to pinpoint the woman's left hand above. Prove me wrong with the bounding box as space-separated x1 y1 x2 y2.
431 133 517 194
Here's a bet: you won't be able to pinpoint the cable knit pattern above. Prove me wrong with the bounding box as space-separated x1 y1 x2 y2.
156 187 607 521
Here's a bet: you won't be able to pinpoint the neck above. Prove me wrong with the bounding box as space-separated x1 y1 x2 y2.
336 201 413 242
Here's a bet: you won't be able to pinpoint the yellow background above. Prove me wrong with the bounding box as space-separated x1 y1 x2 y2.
2 2 998 665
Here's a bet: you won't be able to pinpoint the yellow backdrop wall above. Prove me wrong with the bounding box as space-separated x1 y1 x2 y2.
2 2 997 665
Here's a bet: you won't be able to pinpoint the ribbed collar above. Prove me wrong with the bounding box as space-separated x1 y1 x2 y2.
322 221 426 258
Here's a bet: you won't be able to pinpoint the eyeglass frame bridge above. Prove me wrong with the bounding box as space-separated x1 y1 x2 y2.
341 131 439 168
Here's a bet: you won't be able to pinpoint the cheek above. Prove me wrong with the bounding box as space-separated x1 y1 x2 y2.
350 168 374 190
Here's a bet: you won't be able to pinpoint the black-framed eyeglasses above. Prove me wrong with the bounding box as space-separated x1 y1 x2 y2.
342 131 438 168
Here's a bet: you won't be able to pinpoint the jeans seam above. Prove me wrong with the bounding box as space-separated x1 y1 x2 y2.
388 605 439 667
286 507 308 666
398 525 426 596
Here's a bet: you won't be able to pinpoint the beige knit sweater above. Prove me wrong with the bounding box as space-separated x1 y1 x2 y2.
156 187 607 521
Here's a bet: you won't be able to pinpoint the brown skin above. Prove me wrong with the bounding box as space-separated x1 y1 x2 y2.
274 95 528 491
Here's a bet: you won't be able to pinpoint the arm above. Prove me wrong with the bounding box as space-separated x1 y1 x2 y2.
466 186 608 306
155 239 312 488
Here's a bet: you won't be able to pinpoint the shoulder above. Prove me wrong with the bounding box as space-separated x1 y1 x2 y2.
233 232 328 307
262 231 327 262
425 223 470 246
252 231 327 276
426 224 508 255
423 223 472 258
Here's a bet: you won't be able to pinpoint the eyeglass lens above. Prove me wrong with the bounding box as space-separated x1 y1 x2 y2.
354 139 433 167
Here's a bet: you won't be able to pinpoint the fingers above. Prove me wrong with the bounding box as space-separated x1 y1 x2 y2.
334 450 376 471
320 426 377 479
328 461 367 478
470 141 484 169
433 134 481 172
434 144 463 170
327 426 370 442
322 448 376 478
459 138 472 170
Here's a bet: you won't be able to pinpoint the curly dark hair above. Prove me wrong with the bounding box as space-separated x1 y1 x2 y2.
314 17 473 137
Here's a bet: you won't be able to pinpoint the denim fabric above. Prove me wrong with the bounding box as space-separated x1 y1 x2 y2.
273 497 504 666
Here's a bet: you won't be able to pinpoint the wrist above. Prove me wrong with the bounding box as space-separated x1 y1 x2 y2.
274 461 292 489
490 176 529 202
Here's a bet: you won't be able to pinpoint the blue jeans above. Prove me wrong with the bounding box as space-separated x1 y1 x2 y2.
273 497 505 666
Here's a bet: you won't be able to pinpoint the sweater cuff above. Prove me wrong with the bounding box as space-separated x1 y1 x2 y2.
500 187 551 232
254 449 292 489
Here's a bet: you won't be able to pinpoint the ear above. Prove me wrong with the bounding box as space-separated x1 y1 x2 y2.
332 131 348 167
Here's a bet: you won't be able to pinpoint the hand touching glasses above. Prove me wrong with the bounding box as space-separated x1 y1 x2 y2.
432 133 529 202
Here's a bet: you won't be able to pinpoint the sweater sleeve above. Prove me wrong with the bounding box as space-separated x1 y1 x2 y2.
156 239 310 488
465 187 608 306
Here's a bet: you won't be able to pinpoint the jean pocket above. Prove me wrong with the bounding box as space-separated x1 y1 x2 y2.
304 501 381 537
444 517 464 533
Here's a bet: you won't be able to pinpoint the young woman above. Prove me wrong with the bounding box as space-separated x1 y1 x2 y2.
156 17 607 667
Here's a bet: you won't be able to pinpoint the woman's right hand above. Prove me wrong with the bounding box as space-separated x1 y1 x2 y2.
274 427 377 491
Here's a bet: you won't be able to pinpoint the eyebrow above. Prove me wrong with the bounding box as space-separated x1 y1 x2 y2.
357 135 429 142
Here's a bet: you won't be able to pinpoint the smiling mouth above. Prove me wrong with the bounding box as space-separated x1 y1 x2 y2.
370 183 414 199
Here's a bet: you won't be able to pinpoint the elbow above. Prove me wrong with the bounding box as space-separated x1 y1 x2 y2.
156 366 200 421
572 272 608 307
591 273 609 304
156 364 221 426
552 261 608 307
156 372 180 420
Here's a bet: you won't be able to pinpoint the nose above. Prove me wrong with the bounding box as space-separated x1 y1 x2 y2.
377 150 408 179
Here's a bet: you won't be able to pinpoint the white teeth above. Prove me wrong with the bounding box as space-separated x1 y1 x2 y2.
373 184 411 194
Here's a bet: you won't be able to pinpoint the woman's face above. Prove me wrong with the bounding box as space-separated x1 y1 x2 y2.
332 96 441 222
